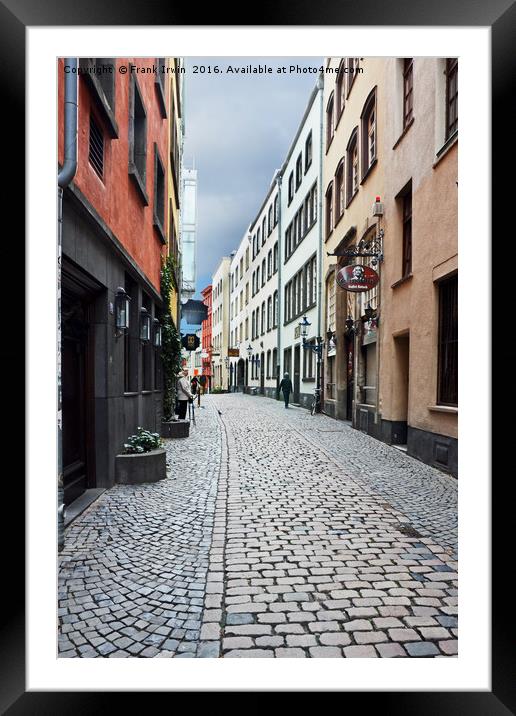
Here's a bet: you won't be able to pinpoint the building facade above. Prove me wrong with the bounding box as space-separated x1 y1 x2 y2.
321 57 458 475
211 256 231 389
201 284 213 390
58 57 177 506
166 57 184 329
278 82 323 408
181 168 197 300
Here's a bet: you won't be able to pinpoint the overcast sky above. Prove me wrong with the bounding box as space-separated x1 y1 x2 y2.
182 57 323 310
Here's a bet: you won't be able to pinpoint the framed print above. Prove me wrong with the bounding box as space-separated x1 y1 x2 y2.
1 0 511 709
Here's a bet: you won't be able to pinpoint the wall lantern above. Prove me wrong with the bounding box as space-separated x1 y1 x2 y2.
362 303 377 322
246 344 253 358
299 315 311 339
115 287 130 332
345 316 355 332
153 318 162 348
140 307 151 342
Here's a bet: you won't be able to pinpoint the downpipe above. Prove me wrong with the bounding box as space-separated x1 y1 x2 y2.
57 59 78 552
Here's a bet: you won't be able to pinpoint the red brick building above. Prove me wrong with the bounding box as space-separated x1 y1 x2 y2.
58 58 173 506
201 284 213 390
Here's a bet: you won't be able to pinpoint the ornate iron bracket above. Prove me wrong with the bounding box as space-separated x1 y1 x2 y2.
327 229 384 266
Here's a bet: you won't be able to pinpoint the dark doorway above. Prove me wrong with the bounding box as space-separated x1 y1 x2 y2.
237 358 245 391
260 352 265 393
293 345 300 403
61 291 91 506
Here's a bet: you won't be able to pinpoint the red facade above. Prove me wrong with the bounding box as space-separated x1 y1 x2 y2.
201 285 212 378
58 58 168 291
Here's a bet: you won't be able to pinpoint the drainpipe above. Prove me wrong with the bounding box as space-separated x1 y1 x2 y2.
57 59 78 552
316 75 324 399
276 173 282 398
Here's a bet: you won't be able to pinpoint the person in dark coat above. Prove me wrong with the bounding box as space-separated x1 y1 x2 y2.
279 372 293 408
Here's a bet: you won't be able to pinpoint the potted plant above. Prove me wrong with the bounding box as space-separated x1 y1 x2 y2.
115 427 167 485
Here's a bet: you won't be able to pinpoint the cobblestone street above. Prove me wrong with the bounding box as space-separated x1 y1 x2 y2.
58 393 458 658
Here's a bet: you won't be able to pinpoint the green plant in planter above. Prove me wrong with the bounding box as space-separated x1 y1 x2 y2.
124 427 163 454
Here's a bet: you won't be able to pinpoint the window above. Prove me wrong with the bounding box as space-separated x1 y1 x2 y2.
403 58 414 128
361 88 377 177
325 182 333 239
245 282 249 304
296 153 303 188
303 339 315 379
128 74 148 204
245 317 249 340
311 183 317 224
239 257 243 280
273 242 278 273
261 302 266 334
256 265 260 289
305 132 313 171
262 218 266 245
336 60 345 117
245 247 249 270
437 275 457 405
267 297 272 330
326 92 335 149
347 58 360 94
335 161 344 223
274 195 279 226
79 58 118 137
267 350 271 378
346 129 359 205
285 226 292 260
267 250 272 278
95 58 116 113
273 290 278 327
445 58 458 139
311 256 317 305
288 172 294 204
400 183 412 278
88 114 104 179
327 273 336 335
272 348 278 378
268 205 273 235
261 259 266 286
153 145 166 242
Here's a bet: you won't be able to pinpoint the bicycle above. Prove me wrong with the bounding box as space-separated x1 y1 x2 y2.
310 387 321 416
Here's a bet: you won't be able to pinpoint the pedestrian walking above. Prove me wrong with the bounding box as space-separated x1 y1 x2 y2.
176 369 194 420
279 372 293 408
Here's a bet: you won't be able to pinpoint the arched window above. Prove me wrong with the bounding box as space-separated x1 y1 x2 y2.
261 258 266 286
267 296 272 330
346 128 359 205
336 59 345 118
273 290 278 327
267 350 271 378
334 158 344 223
326 92 334 149
325 182 334 240
261 301 266 334
361 87 377 178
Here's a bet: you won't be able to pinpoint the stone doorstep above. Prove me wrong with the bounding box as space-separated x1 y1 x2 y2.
64 488 106 528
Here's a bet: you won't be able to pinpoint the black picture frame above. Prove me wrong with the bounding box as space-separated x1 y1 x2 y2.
2 0 510 710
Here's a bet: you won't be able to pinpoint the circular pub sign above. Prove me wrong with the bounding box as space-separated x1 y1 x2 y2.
336 265 379 292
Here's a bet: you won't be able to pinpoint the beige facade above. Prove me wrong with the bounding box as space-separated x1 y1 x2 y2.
322 57 458 476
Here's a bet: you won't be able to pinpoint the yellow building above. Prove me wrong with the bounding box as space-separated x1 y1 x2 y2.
166 57 184 327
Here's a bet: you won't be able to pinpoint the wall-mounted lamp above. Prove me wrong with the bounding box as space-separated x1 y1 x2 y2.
115 287 130 334
246 344 253 358
153 318 162 348
140 307 151 342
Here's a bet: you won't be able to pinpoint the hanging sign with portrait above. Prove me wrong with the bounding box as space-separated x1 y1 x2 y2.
336 265 379 292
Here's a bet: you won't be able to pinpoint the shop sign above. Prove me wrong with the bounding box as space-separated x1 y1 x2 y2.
336 265 379 292
228 348 240 357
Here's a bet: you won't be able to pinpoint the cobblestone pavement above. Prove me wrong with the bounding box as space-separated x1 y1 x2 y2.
58 393 458 658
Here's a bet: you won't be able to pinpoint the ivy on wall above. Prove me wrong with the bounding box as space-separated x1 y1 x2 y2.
160 255 182 421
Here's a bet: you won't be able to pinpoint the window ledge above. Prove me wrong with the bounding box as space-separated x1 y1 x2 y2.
360 157 378 185
124 392 139 397
326 136 334 154
391 273 413 289
128 164 149 206
434 132 458 168
345 190 358 210
153 215 167 245
141 390 153 395
428 405 458 414
392 117 415 150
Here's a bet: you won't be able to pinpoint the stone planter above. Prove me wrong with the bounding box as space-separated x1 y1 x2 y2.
115 448 167 485
161 419 190 438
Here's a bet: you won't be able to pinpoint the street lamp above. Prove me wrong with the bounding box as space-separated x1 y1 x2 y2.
246 344 253 358
298 315 324 412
